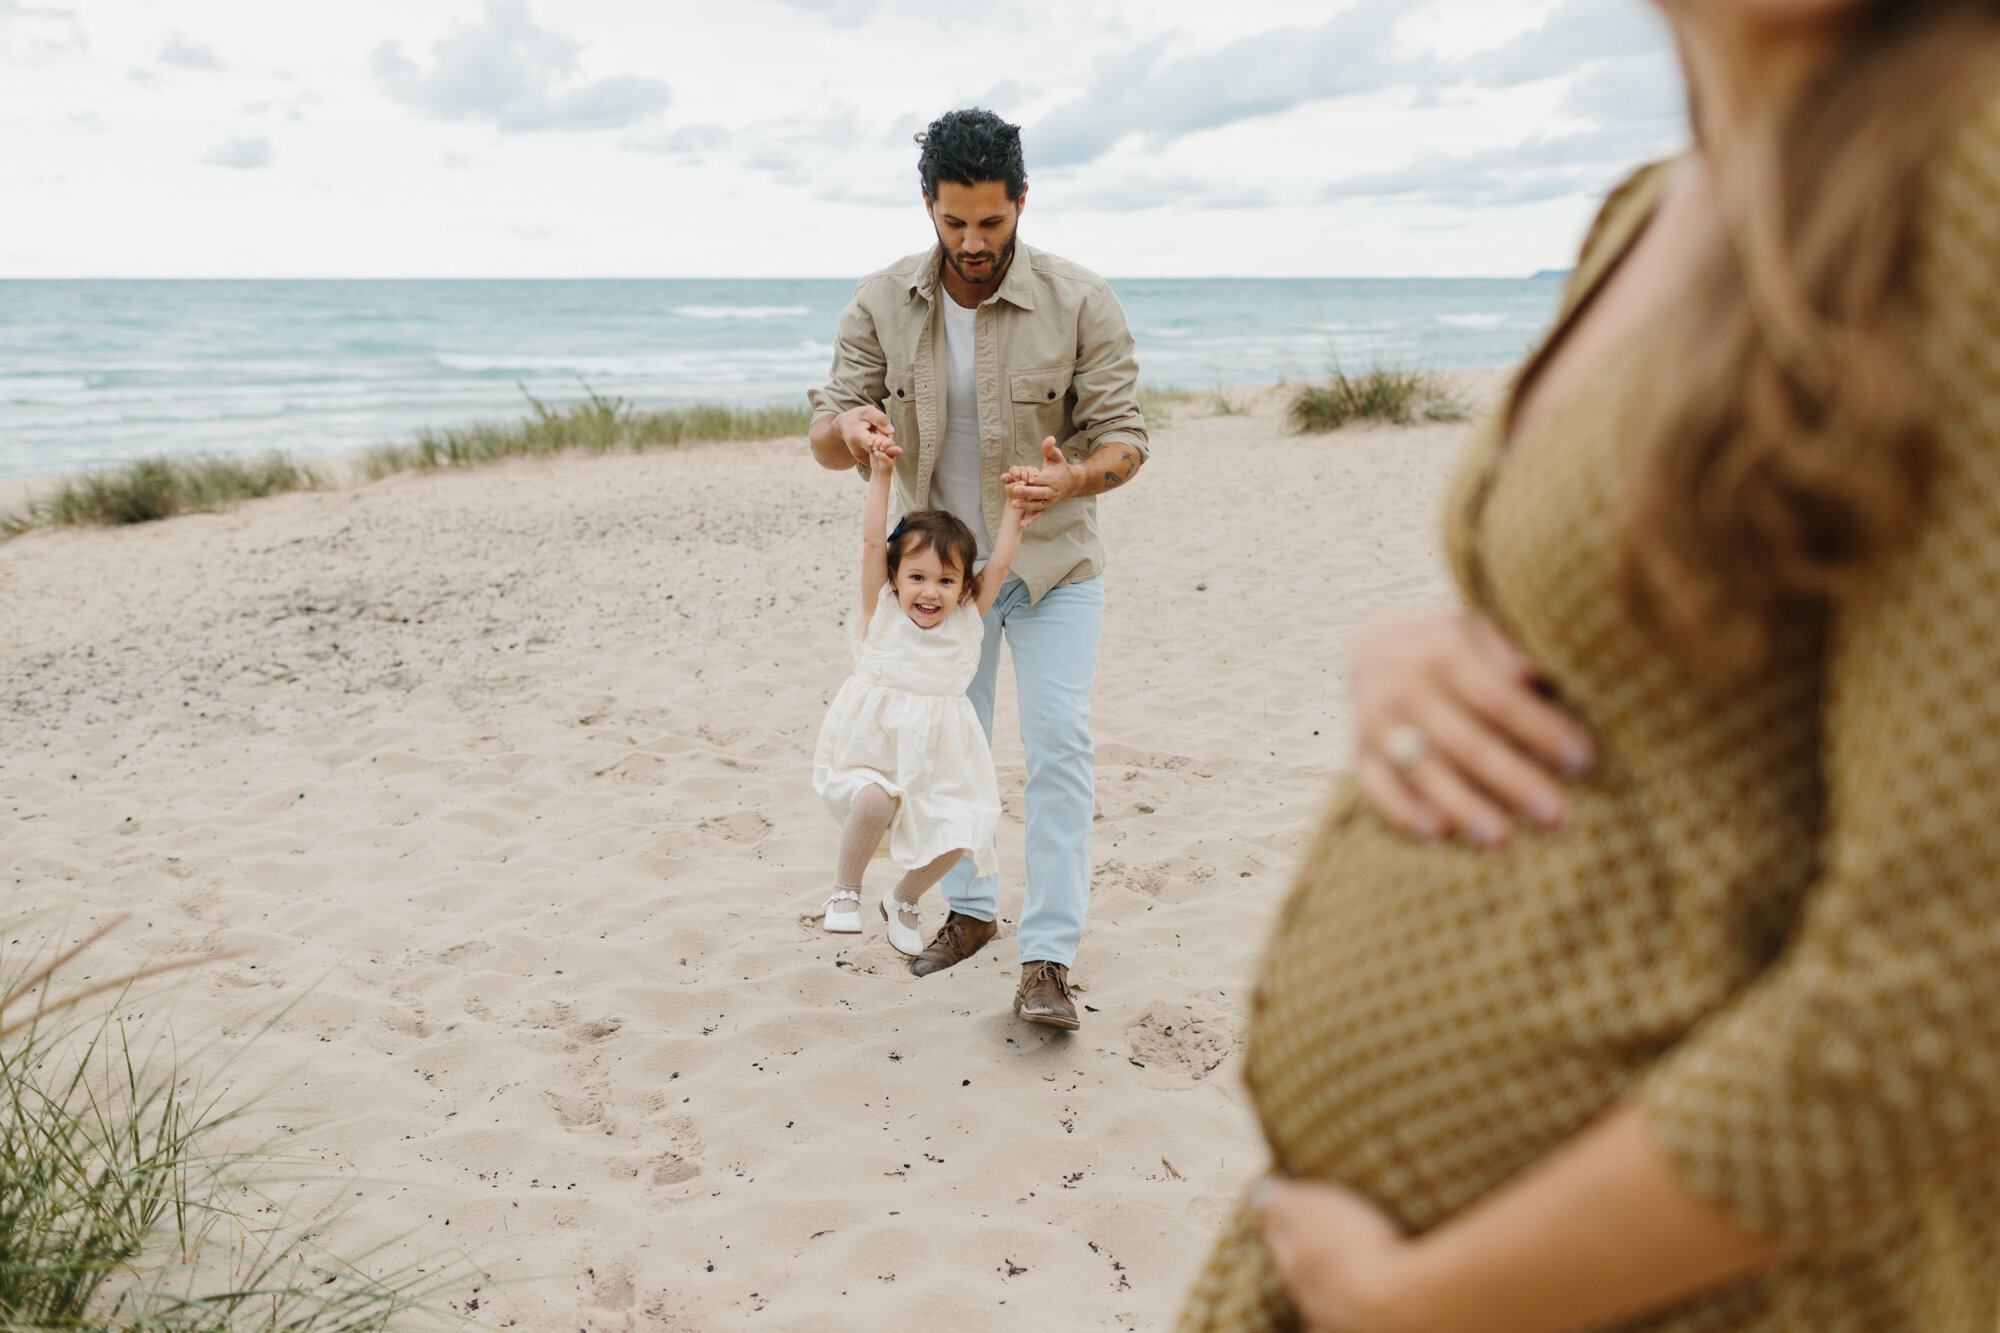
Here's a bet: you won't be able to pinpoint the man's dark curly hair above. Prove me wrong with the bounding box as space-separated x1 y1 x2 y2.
915 108 1026 202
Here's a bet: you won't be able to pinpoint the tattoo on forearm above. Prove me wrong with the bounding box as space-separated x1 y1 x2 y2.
1103 470 1124 489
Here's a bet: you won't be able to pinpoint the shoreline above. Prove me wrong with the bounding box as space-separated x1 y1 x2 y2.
0 372 1503 525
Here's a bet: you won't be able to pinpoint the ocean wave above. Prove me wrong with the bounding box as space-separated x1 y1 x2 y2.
432 346 831 377
671 305 811 320
1433 313 1509 330
0 376 92 403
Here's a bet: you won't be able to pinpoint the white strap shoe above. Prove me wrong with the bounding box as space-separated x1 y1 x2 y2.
880 890 924 956
823 890 863 934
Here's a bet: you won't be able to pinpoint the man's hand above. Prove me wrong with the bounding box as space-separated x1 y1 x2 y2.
814 405 900 469
839 406 899 465
1004 438 1083 516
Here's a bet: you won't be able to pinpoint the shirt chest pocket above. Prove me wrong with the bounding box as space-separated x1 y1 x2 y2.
1009 363 1076 463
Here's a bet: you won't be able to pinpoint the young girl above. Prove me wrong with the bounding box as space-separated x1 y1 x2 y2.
812 444 1038 956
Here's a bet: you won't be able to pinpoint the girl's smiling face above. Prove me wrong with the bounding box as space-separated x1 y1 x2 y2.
892 544 966 629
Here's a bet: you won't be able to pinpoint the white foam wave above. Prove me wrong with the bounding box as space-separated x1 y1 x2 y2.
672 305 810 320
433 347 831 377
1434 313 1507 330
0 376 91 403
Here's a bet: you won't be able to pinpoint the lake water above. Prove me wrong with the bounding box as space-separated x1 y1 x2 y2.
0 276 1565 480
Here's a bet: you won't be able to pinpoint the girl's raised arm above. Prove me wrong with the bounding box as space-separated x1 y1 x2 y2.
860 448 893 622
975 473 1040 617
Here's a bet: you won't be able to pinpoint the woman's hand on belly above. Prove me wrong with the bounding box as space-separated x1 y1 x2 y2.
1353 610 1595 848
1258 1177 1420 1333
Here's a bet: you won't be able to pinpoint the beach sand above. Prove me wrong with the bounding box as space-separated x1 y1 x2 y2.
0 375 1496 1331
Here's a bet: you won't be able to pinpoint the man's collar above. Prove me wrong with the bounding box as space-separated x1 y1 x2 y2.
907 240 1037 312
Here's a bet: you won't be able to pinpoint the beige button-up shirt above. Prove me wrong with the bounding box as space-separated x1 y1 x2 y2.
808 241 1148 603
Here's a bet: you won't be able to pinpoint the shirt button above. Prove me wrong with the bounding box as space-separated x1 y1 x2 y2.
1046 390 1056 400
896 388 906 397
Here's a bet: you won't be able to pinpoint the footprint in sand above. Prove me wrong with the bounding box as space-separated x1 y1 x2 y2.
645 1114 703 1186
695 810 772 845
548 1092 608 1131
1124 1005 1234 1089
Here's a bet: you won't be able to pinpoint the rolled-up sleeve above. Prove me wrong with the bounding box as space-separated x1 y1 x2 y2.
1071 282 1149 459
1638 112 2000 1254
807 285 889 426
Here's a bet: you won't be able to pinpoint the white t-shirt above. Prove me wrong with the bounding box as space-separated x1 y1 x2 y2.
934 296 991 563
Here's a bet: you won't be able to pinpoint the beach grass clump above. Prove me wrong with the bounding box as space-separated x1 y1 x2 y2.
1288 367 1470 432
1 454 327 537
0 921 456 1331
358 384 813 481
1135 382 1203 423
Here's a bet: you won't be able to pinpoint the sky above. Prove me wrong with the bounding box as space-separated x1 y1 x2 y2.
0 0 1688 278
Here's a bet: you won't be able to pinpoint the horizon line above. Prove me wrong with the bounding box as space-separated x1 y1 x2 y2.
0 272 1571 283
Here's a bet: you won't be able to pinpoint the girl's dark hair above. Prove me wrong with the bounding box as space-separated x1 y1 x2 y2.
915 108 1026 202
887 509 981 604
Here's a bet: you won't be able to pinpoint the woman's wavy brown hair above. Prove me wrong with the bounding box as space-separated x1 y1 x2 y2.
1623 0 2000 677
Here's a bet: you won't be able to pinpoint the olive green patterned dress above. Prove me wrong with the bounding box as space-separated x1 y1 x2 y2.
1179 96 2000 1333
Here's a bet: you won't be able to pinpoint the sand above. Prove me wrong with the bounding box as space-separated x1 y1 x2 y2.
0 376 1494 1331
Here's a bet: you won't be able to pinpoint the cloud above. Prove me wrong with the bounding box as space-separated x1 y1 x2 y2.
624 123 733 160
1026 0 1675 169
238 93 318 121
1029 2 1422 168
764 0 883 18
202 136 273 169
1056 173 1276 213
0 0 85 60
1471 0 1673 86
764 0 1042 22
1321 122 1680 208
158 34 222 70
371 0 668 133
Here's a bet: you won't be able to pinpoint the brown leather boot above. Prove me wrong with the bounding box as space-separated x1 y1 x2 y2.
1014 960 1080 1030
909 911 997 977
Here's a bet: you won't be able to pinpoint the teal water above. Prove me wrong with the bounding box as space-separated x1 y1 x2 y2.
0 277 1564 480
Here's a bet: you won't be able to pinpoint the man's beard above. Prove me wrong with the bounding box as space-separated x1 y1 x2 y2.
943 232 1016 287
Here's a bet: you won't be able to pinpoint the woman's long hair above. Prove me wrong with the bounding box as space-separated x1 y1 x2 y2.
1622 1 2000 676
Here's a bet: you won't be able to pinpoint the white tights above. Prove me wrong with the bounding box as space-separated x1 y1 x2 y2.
834 785 963 905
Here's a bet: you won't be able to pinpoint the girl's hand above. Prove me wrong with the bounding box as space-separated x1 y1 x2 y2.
1257 1178 1422 1333
1007 495 1041 530
1353 610 1594 847
1005 439 1082 517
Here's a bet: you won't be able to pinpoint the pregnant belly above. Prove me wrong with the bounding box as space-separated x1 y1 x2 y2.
1246 788 1688 1233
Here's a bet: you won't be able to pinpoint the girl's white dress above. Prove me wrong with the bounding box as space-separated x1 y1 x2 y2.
813 594 1000 876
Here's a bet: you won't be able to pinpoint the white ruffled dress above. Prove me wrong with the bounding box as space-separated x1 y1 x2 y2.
813 595 1000 876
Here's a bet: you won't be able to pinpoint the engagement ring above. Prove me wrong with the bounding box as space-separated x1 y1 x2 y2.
1386 725 1429 774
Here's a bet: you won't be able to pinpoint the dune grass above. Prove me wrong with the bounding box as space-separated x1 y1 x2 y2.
357 385 812 481
0 921 459 1331
1134 383 1203 423
1288 366 1469 432
1137 382 1264 423
0 455 329 538
0 384 816 539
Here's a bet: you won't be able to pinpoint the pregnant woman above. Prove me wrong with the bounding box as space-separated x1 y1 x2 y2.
1181 2 2000 1331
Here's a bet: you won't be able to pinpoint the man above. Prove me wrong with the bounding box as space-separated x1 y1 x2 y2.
807 108 1147 1031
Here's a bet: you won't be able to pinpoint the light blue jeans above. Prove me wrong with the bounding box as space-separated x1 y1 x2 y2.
941 574 1103 968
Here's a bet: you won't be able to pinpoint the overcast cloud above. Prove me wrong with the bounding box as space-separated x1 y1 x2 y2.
0 0 1689 277
370 0 670 133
